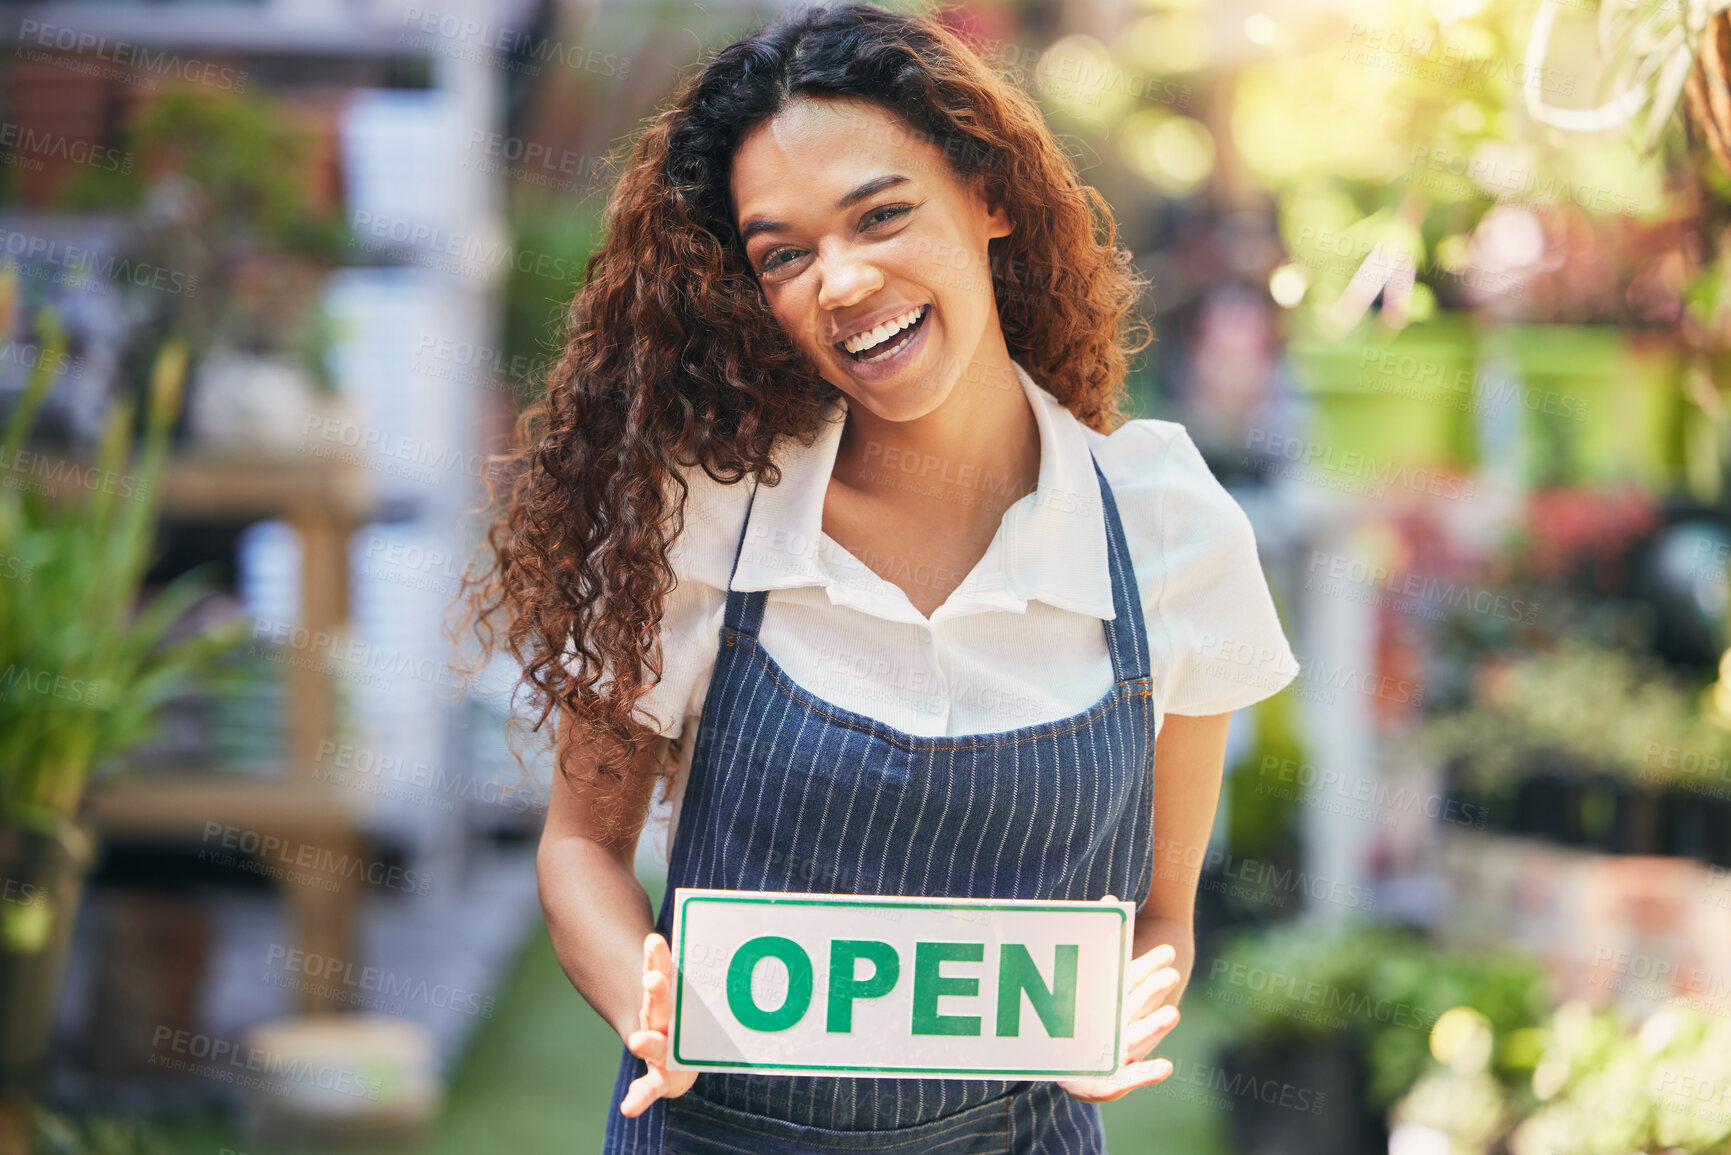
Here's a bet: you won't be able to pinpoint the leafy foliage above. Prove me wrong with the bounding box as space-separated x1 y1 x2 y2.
1419 637 1731 789
1205 919 1551 1109
1395 1000 1731 1155
0 293 244 830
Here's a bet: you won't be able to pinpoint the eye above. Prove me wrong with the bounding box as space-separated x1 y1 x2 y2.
862 203 914 229
755 203 917 276
759 246 800 274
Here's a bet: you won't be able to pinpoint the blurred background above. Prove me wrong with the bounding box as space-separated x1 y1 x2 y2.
3 0 1731 1152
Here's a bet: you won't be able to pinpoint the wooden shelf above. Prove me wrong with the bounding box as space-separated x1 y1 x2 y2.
33 451 384 1013
86 771 363 1012
158 454 377 522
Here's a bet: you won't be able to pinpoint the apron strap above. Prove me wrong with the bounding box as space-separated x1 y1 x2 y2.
1092 454 1152 683
723 476 768 637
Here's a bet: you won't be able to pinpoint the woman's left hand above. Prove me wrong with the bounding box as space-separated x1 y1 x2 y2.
1055 940 1182 1104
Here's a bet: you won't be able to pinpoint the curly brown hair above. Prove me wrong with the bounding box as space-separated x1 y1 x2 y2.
463 2 1152 829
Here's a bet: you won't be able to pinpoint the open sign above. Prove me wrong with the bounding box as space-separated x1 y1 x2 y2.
666 888 1134 1078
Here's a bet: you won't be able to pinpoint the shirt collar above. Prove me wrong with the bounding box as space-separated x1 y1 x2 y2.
730 358 1116 622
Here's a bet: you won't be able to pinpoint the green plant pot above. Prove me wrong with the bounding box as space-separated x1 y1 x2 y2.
1286 315 1480 474
0 819 94 1095
1500 325 1677 488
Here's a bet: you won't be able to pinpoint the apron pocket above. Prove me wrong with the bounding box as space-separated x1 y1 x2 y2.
664 1085 1013 1154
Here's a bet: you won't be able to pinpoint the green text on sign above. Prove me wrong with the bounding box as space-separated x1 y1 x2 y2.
724 937 1079 1039
667 889 1131 1078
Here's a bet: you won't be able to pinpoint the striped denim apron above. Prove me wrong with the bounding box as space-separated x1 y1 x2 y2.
603 456 1155 1154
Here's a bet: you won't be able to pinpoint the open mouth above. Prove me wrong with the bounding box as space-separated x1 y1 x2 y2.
838 305 929 363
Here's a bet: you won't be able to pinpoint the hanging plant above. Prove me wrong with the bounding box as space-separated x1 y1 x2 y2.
1524 0 1731 162
1683 7 1731 171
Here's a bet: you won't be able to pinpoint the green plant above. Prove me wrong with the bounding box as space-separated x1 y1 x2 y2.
500 201 604 402
0 293 244 833
1522 0 1731 162
1392 1000 1731 1155
1232 0 1670 333
1223 672 1305 870
56 87 337 252
50 87 346 406
34 1108 170 1155
1420 637 1731 792
1205 920 1550 1110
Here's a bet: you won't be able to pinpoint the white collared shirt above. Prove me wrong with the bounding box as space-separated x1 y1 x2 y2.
631 359 1300 854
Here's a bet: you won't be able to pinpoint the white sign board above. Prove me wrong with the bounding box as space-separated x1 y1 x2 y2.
666 888 1135 1079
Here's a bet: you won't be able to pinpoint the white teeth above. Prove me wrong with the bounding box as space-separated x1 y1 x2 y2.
859 326 918 364
842 305 925 354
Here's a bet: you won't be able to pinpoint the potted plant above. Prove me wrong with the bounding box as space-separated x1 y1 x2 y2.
0 292 244 1116
1284 310 1481 475
1494 319 1681 491
1204 919 1395 1155
1425 638 1731 859
1204 920 1550 1155
54 86 349 455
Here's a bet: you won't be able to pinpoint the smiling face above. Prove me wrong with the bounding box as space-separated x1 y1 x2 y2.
730 96 1013 424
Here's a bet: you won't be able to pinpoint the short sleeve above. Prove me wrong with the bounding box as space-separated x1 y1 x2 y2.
635 574 724 739
1099 421 1300 717
574 464 746 740
1158 426 1299 714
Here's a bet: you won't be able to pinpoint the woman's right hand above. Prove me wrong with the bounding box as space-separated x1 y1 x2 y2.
619 932 699 1117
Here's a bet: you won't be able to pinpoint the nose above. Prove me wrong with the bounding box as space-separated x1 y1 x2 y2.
815 242 885 315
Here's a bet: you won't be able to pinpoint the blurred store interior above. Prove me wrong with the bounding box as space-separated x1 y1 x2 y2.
4 0 1731 1152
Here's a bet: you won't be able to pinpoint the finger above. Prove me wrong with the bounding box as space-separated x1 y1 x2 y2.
643 963 674 1032
620 1066 673 1117
1126 943 1178 988
627 1028 669 1067
638 935 658 1029
1061 1057 1175 1103
1126 966 1181 1021
647 933 674 979
1103 1058 1176 1095
1125 1005 1181 1061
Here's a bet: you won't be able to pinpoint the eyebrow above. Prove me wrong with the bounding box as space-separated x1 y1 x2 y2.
738 173 911 245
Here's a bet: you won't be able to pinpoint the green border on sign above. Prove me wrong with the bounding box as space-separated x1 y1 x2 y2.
671 894 1128 1077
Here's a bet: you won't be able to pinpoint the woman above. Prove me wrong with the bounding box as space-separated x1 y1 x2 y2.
466 4 1301 1151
